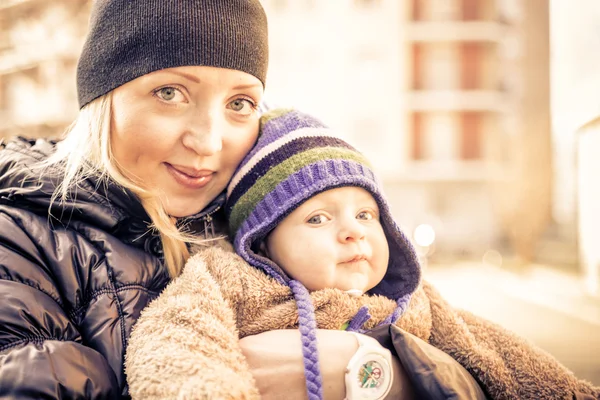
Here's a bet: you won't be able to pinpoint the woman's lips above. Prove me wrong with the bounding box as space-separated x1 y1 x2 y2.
165 163 214 190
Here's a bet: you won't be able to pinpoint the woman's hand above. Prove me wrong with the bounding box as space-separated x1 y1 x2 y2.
239 329 355 399
239 329 415 399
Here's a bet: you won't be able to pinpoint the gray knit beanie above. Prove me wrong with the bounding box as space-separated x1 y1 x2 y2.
76 0 268 108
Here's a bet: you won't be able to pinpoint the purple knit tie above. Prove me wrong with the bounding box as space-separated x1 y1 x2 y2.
346 305 372 333
289 280 323 400
379 293 412 326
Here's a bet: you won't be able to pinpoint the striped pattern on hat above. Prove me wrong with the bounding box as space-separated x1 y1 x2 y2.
225 108 421 301
227 109 373 235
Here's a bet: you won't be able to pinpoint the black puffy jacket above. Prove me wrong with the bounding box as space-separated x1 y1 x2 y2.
0 138 220 399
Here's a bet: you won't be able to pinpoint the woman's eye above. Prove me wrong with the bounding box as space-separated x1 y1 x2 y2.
155 87 185 103
307 214 327 225
357 211 374 221
228 98 257 116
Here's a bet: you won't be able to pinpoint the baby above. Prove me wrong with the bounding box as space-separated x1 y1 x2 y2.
223 107 422 399
126 109 599 400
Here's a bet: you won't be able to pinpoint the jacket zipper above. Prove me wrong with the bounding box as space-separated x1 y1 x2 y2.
202 205 220 239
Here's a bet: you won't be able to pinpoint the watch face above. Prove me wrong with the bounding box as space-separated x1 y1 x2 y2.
346 345 392 400
356 360 386 390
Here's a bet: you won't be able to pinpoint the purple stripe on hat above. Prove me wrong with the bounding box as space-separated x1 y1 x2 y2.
235 109 328 174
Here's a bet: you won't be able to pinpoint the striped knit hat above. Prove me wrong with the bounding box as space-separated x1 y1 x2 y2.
226 108 421 400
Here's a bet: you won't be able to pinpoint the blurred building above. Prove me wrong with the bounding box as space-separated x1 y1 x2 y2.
262 0 552 264
1 0 557 266
550 0 600 233
0 0 91 139
399 0 515 260
576 118 600 295
551 0 600 283
549 0 600 294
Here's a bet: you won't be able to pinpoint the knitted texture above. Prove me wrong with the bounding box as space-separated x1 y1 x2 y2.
77 0 268 108
346 306 372 333
380 293 413 326
289 280 323 400
226 108 421 301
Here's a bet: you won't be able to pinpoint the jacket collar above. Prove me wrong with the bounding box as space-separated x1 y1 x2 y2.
0 138 225 247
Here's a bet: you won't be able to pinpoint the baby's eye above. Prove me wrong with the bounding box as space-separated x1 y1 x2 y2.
307 214 328 225
154 87 186 103
356 211 374 221
228 98 257 116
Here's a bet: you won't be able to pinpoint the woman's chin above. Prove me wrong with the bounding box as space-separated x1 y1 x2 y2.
163 197 211 218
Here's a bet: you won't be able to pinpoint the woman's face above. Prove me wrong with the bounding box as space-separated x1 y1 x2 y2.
111 66 262 217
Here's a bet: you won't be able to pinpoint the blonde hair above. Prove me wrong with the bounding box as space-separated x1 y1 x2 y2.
26 93 210 277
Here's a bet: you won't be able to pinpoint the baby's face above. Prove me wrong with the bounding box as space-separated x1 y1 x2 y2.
266 186 389 294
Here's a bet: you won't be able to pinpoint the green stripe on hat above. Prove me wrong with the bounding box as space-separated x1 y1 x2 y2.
259 108 294 131
229 146 372 234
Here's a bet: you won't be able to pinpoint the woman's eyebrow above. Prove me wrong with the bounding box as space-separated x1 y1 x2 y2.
169 71 201 83
232 83 262 91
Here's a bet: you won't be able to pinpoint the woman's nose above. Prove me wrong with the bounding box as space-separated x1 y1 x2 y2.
182 114 223 156
338 219 366 243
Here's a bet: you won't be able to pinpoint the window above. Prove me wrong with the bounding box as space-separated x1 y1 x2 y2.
460 42 481 89
411 112 458 161
412 0 422 20
421 43 459 90
411 112 424 160
411 44 424 90
424 0 461 21
459 112 482 159
461 0 479 20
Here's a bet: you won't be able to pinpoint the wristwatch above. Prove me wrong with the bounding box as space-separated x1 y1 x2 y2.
344 332 393 400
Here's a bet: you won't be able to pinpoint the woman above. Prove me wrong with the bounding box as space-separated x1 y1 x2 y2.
0 1 411 398
0 1 504 399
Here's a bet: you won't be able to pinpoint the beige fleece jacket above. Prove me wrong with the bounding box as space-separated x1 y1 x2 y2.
126 240 600 400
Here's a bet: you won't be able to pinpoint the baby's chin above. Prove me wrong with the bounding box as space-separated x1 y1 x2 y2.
336 273 375 295
344 289 364 297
